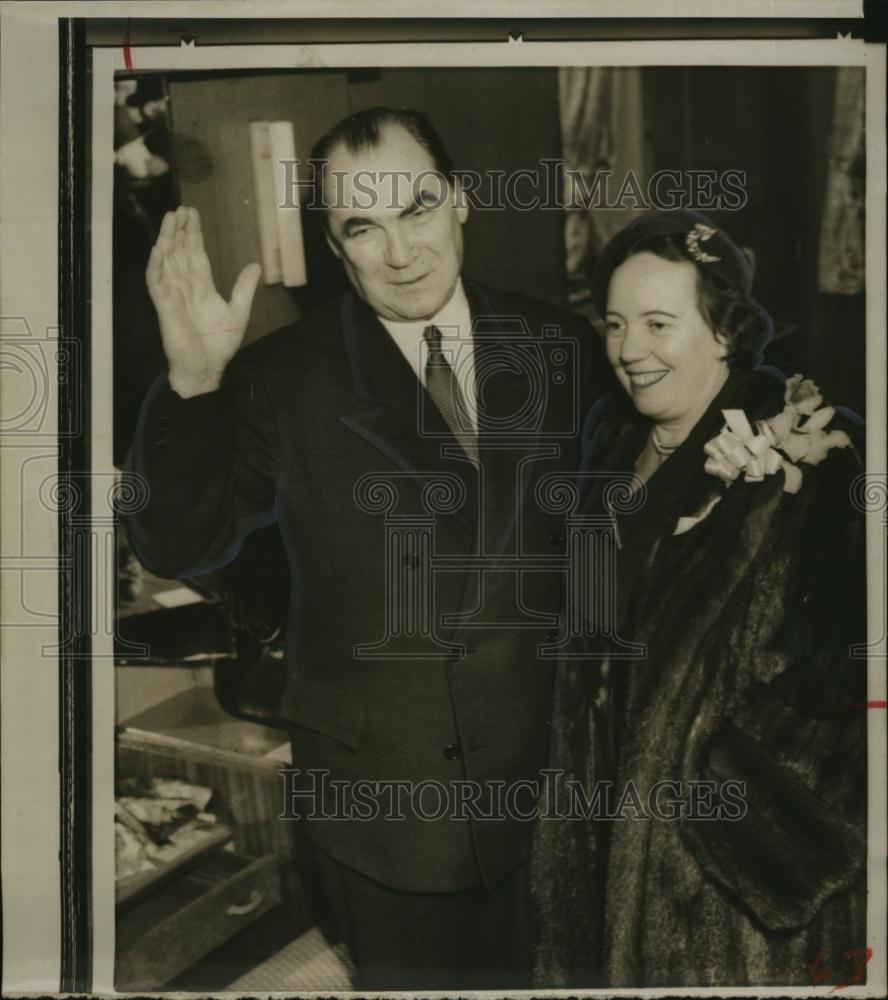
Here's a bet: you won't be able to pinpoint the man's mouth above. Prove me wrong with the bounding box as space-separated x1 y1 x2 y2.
392 273 430 287
625 369 668 388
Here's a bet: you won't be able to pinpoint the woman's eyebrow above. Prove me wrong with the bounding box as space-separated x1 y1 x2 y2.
642 309 678 318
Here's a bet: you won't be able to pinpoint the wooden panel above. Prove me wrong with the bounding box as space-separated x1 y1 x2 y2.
168 67 568 335
167 71 350 344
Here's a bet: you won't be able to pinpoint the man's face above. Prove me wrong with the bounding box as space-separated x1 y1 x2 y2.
323 125 468 322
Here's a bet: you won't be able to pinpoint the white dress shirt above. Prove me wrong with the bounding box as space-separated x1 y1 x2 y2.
378 279 477 433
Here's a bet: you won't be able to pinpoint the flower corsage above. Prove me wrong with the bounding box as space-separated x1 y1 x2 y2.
703 375 852 495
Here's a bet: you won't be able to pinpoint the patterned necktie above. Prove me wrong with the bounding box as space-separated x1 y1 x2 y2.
423 325 478 464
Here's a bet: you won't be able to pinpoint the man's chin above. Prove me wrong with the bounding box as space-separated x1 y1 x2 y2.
377 287 452 323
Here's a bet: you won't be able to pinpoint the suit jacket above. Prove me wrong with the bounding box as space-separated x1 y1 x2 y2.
125 281 606 892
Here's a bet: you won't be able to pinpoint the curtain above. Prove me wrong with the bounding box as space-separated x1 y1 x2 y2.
817 67 865 296
558 67 646 309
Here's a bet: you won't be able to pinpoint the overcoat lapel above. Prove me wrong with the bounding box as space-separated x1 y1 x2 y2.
338 289 476 535
337 284 560 564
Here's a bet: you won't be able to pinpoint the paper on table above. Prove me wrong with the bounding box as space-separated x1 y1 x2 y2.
152 586 205 609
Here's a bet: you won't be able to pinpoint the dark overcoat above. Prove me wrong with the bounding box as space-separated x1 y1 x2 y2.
126 281 604 892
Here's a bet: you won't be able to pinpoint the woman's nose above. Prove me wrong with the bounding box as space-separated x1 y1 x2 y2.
619 323 650 364
385 227 415 268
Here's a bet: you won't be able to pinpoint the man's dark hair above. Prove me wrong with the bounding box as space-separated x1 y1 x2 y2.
308 107 455 218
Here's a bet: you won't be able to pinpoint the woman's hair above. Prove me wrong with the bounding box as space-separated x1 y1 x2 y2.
614 233 774 372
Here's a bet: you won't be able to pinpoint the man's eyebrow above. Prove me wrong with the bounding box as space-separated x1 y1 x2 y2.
342 215 375 235
399 186 441 218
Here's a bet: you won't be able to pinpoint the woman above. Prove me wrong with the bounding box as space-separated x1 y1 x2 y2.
530 210 867 988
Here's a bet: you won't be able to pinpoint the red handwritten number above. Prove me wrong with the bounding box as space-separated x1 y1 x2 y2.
831 947 873 992
811 947 873 991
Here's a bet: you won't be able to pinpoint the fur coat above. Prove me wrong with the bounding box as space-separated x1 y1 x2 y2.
530 367 868 988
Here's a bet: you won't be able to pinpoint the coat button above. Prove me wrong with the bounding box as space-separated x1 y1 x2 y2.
443 744 462 761
548 530 565 547
545 629 559 642
403 553 421 569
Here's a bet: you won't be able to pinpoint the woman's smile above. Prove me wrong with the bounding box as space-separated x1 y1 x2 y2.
625 369 669 389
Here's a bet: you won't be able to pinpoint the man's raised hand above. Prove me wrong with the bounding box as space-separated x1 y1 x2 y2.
146 206 261 398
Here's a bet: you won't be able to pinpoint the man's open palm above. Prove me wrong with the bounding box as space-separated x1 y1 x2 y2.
146 206 261 397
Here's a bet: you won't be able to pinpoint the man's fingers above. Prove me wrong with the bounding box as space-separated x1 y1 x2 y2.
159 210 178 238
185 206 202 236
177 206 211 283
156 210 178 258
162 252 187 297
146 245 164 289
185 222 205 256
173 239 191 281
229 262 262 321
147 245 177 306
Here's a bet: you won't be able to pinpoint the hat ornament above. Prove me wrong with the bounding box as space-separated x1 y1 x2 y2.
685 222 722 264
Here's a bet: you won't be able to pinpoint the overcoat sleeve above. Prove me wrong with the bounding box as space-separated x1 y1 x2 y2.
123 353 280 581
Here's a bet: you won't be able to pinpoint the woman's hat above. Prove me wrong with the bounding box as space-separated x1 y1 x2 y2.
588 209 754 317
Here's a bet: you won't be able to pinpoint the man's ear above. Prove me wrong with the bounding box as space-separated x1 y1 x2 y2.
451 177 469 226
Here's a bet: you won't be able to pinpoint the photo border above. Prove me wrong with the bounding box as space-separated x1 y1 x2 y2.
1 5 885 995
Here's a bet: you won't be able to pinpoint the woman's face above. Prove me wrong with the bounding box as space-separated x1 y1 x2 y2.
604 252 729 431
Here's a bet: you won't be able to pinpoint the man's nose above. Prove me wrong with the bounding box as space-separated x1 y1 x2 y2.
385 227 415 269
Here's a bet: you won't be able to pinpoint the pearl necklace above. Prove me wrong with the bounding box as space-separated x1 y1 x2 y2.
650 427 679 457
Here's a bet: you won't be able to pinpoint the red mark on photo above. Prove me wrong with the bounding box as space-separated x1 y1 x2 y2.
123 18 133 71
831 700 887 711
810 946 873 991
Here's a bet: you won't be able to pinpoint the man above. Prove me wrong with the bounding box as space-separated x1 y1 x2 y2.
125 107 604 989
